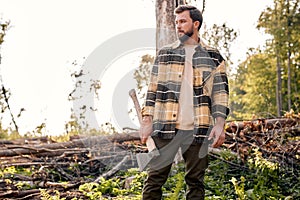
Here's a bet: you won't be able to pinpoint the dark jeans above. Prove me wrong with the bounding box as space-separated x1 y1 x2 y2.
142 129 209 200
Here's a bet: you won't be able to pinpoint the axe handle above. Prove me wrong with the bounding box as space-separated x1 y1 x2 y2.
129 89 143 125
129 89 156 152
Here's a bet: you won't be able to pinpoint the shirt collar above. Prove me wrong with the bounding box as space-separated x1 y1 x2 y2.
170 37 209 50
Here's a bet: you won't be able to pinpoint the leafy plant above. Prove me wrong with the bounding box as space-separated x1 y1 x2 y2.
39 189 66 200
230 176 246 200
246 148 283 199
79 182 103 200
155 163 186 199
164 169 185 200
0 166 17 177
78 169 147 199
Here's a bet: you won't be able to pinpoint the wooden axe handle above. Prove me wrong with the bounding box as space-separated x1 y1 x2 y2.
129 89 156 152
129 89 143 124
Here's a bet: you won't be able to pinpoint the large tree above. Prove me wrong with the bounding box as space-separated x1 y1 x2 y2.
155 0 180 50
257 0 300 116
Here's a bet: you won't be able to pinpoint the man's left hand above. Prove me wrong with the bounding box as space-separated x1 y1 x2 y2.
208 117 226 148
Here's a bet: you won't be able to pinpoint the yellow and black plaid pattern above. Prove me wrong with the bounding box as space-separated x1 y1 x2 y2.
142 40 229 140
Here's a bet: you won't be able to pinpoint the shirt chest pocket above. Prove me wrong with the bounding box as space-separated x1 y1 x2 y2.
193 68 212 86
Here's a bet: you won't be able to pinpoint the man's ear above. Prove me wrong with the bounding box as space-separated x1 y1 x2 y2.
194 21 200 30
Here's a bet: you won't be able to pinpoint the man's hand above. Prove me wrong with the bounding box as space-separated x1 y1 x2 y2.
140 116 153 144
208 117 226 148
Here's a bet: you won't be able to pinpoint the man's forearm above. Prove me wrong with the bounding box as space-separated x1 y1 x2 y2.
215 116 225 126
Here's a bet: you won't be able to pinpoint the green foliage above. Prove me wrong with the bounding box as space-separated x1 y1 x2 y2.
0 166 17 178
78 168 146 199
71 148 298 199
14 181 32 190
0 125 22 139
230 176 246 200
205 147 299 199
230 0 300 119
230 52 278 119
79 182 103 200
163 164 186 200
246 148 282 199
1 152 298 199
205 153 238 199
40 189 66 200
0 166 34 190
248 148 278 171
123 168 148 194
256 0 300 114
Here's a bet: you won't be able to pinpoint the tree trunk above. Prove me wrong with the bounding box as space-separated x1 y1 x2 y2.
287 0 292 111
275 2 283 117
155 0 179 51
287 43 291 111
276 48 283 117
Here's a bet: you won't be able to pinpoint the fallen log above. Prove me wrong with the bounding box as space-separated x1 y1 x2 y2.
0 189 41 199
0 132 140 157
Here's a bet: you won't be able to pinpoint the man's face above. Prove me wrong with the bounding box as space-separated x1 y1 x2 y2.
175 10 195 42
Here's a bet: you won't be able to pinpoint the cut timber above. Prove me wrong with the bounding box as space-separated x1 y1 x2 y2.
0 132 140 157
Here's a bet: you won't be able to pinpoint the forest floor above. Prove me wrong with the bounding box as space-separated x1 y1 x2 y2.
0 117 299 199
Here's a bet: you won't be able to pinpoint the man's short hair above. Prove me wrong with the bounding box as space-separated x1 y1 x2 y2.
174 5 203 30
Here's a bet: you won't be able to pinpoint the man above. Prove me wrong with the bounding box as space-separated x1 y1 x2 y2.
140 5 229 200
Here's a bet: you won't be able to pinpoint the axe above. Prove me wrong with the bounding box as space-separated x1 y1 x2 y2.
129 89 160 171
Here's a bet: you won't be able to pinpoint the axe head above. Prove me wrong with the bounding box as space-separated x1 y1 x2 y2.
136 149 160 171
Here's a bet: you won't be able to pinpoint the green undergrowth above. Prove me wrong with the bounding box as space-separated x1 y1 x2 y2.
204 148 299 200
1 149 299 199
67 148 299 199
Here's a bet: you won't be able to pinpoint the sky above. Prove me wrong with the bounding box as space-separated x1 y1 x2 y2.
0 0 273 135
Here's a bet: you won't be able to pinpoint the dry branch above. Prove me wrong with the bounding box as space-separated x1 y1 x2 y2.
94 155 131 182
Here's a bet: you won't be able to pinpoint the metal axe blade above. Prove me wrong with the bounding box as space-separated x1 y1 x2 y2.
129 89 160 171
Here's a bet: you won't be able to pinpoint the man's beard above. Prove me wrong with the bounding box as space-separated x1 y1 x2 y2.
178 28 194 43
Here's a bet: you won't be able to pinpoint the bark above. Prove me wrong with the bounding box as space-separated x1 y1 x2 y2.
155 0 183 51
287 0 292 111
276 48 283 116
275 1 283 117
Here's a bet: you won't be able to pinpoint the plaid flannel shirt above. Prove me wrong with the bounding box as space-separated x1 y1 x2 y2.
142 39 229 141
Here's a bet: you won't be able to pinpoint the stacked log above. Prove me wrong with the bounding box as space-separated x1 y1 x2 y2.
0 132 143 199
224 117 300 166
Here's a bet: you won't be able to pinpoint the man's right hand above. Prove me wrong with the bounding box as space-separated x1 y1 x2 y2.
140 116 153 144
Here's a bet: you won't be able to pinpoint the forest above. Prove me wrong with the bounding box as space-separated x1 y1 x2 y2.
0 0 299 199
